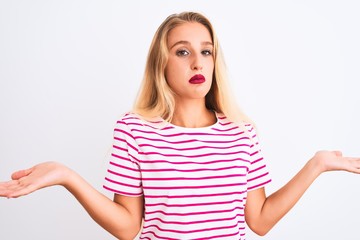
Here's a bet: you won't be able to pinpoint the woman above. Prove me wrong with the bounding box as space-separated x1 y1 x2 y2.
0 12 359 240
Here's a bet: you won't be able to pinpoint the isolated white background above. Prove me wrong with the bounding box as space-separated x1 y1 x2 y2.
0 1 359 239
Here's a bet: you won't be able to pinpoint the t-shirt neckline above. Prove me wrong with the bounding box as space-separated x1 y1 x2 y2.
162 111 220 131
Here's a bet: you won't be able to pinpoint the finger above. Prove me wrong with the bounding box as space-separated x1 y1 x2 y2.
343 157 360 174
0 180 20 197
351 158 360 170
1 179 19 187
7 182 38 198
11 167 33 180
0 180 37 198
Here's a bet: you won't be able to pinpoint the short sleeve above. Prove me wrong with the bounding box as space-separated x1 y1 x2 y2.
246 125 272 191
103 119 143 196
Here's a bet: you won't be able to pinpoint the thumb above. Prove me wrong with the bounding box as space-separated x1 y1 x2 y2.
11 167 33 180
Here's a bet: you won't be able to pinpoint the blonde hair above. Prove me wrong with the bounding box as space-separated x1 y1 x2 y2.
133 11 253 126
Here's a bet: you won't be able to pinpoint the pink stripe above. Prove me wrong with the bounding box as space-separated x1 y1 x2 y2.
248 164 266 174
193 231 240 240
122 121 165 130
247 125 254 131
102 185 142 196
107 169 141 180
145 190 246 199
139 231 177 240
251 157 264 165
143 182 245 190
110 153 130 161
137 137 197 144
145 198 244 208
135 135 250 145
136 157 250 166
145 206 243 216
109 161 140 172
144 214 244 225
139 150 251 158
113 143 138 153
105 177 141 188
121 115 165 125
114 128 134 139
211 126 239 132
218 121 232 126
141 173 246 181
142 221 241 234
131 128 245 137
250 150 259 156
116 148 250 169
139 237 151 240
135 165 248 173
108 169 246 182
248 172 269 182
247 179 272 191
112 145 127 152
113 136 126 143
138 143 251 151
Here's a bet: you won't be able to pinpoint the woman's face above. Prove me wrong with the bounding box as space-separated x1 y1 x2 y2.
165 22 214 102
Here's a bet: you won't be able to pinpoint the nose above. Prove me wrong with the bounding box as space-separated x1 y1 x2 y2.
191 53 203 71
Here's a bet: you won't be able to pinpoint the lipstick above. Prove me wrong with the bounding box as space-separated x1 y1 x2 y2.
189 74 205 84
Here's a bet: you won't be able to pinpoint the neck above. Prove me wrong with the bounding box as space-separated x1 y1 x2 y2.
170 99 216 128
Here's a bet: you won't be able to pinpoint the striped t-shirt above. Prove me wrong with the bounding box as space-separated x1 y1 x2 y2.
104 112 271 240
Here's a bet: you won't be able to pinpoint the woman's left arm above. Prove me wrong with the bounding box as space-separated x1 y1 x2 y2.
244 150 360 236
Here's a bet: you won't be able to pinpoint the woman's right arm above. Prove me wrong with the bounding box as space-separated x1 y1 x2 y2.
0 161 144 240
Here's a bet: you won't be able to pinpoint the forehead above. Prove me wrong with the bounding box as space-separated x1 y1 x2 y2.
167 22 212 46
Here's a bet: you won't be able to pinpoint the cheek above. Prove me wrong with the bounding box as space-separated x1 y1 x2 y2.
165 59 187 82
206 63 214 81
165 59 177 79
164 67 175 86
164 68 178 91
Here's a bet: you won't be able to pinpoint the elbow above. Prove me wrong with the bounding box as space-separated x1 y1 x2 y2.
112 219 142 240
113 228 141 240
247 221 273 236
252 228 270 237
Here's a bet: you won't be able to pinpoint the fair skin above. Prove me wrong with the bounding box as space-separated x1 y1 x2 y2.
1 22 360 239
165 22 216 127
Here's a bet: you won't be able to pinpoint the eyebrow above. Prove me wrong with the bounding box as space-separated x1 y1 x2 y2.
169 40 213 50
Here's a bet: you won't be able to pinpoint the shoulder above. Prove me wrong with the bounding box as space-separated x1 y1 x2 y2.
216 112 255 132
118 112 142 124
116 112 165 131
217 112 259 143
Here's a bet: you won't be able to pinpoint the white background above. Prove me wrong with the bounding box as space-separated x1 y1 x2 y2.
0 1 359 239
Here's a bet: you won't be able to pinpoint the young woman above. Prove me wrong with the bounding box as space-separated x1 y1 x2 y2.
0 12 359 240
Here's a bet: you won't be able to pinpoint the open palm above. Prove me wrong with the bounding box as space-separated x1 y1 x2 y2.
0 162 69 198
312 150 360 173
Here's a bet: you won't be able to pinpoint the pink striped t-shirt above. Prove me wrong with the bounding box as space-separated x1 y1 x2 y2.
104 112 271 240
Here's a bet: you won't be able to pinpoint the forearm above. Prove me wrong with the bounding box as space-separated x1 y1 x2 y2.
246 150 360 235
246 158 323 235
63 168 140 239
262 159 321 228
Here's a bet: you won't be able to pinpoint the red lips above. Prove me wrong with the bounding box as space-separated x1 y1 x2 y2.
189 74 205 84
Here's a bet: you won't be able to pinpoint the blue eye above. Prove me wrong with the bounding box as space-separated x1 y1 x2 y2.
176 49 189 56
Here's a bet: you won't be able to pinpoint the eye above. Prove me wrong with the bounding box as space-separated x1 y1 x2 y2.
201 50 212 56
176 49 189 56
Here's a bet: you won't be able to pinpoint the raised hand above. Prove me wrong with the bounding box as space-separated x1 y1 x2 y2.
0 161 71 198
311 150 360 174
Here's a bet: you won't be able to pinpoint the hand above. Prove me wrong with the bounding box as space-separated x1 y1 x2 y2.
0 161 71 198
312 150 360 174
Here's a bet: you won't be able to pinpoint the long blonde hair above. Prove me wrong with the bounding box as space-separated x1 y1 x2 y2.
133 12 252 126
